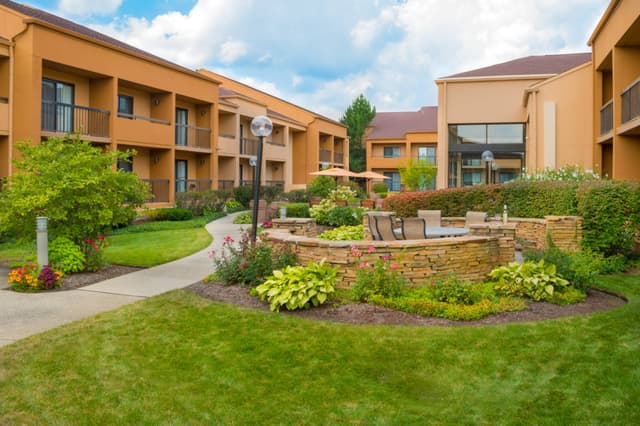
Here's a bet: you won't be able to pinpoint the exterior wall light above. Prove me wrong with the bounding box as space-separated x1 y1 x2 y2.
249 115 273 243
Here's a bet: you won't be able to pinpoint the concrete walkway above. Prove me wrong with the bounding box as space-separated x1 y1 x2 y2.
0 213 245 348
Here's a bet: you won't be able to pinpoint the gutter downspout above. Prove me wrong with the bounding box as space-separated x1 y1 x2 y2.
8 22 30 176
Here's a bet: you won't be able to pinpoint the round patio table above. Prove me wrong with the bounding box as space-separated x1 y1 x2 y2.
424 227 469 238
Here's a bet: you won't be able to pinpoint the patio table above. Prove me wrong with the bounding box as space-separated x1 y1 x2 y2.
424 227 469 238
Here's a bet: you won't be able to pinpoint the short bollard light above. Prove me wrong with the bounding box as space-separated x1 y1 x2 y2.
36 216 49 266
280 206 287 219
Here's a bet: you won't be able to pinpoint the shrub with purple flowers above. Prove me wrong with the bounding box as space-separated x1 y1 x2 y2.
350 245 405 302
209 230 297 286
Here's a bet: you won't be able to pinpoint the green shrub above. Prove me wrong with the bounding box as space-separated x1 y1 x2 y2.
233 211 252 224
317 225 364 241
253 260 337 311
489 260 571 302
225 199 244 212
281 189 309 203
372 182 388 194
233 186 254 208
279 203 310 218
350 246 405 302
422 275 486 305
518 165 601 182
262 185 284 204
547 287 587 305
210 230 297 286
175 190 226 216
308 175 336 198
341 180 364 198
326 206 362 227
154 207 194 221
48 236 86 274
523 245 603 290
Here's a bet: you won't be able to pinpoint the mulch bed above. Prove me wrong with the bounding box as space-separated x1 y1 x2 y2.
186 281 628 327
59 265 144 289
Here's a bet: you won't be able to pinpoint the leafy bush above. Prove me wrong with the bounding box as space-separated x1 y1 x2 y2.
281 189 309 203
262 185 284 204
308 175 336 198
233 186 254 208
175 190 226 216
518 165 601 182
489 260 571 302
154 208 194 221
225 199 244 212
341 180 364 198
48 236 85 274
278 203 310 218
253 260 337 311
523 245 604 290
0 135 148 244
326 206 362 227
81 235 107 272
233 211 253 224
317 225 364 241
422 275 486 305
210 230 297 286
350 246 405 301
8 263 62 292
373 183 388 194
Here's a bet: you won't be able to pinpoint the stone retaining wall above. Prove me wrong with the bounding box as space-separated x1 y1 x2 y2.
263 230 515 287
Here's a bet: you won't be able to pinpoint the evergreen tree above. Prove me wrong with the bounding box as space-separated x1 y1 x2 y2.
340 94 376 172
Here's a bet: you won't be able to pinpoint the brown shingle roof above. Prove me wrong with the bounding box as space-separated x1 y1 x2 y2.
367 106 437 139
442 53 592 79
0 0 211 79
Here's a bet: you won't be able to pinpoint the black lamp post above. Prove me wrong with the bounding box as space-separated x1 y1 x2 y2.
249 115 273 243
481 150 494 184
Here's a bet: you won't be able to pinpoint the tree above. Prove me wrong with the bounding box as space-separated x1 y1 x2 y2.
340 94 376 172
0 135 150 243
399 158 437 191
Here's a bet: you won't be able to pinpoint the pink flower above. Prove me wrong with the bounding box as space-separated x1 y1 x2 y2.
350 246 361 257
224 235 234 243
391 263 399 270
367 246 375 254
382 255 390 261
98 235 104 241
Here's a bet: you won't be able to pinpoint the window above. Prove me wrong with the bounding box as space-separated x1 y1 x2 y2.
41 78 74 132
417 146 436 164
175 108 188 146
118 95 134 118
117 156 133 173
384 172 401 191
449 123 525 146
175 160 188 193
383 146 401 158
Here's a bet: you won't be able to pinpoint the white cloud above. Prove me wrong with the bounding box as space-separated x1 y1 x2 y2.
58 0 122 16
219 40 248 65
351 19 378 49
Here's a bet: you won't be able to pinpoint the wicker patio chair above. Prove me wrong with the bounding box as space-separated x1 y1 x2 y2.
417 210 442 227
367 215 381 240
374 215 400 241
400 217 427 239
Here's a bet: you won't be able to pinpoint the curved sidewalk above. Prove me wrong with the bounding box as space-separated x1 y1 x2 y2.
0 213 246 348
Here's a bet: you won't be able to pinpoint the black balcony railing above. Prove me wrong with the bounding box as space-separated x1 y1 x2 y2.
600 100 613 135
175 179 212 193
41 101 110 137
240 137 259 156
175 124 211 149
333 151 344 164
265 180 285 189
319 149 332 162
240 180 254 187
621 79 640 124
142 178 170 203
218 179 234 191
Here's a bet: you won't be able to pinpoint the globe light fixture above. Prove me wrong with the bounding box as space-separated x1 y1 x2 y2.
481 150 494 184
249 115 273 243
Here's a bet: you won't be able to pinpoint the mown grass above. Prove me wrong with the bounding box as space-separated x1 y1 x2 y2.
1 273 638 424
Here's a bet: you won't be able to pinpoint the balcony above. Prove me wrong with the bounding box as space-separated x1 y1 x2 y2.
265 180 284 189
240 137 259 156
0 97 8 135
319 149 332 163
175 179 212 193
621 79 640 124
333 151 344 164
175 124 211 149
117 112 171 145
142 178 170 203
218 179 234 191
41 101 110 138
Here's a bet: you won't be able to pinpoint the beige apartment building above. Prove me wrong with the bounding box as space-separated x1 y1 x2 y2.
199 70 349 191
0 0 347 206
365 106 437 191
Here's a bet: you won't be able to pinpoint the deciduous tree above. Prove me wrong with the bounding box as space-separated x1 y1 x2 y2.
340 94 376 172
399 158 437 191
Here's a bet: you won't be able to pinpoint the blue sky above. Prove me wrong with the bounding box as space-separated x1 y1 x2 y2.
26 0 609 119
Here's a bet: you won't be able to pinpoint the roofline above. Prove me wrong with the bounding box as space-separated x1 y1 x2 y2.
588 0 620 46
198 68 346 128
435 74 556 84
219 92 268 108
267 112 307 128
522 61 593 107
20 17 221 85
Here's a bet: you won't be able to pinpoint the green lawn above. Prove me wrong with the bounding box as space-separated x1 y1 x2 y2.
104 228 212 267
1 273 638 424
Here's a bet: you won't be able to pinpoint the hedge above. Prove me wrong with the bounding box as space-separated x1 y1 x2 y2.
384 180 640 257
175 190 228 216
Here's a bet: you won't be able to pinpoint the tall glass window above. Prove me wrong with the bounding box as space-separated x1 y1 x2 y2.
41 78 74 133
383 146 401 158
383 171 401 191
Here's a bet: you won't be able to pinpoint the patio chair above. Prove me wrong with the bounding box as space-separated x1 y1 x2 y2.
465 211 488 227
417 210 442 227
367 215 380 240
400 217 427 239
373 215 400 241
